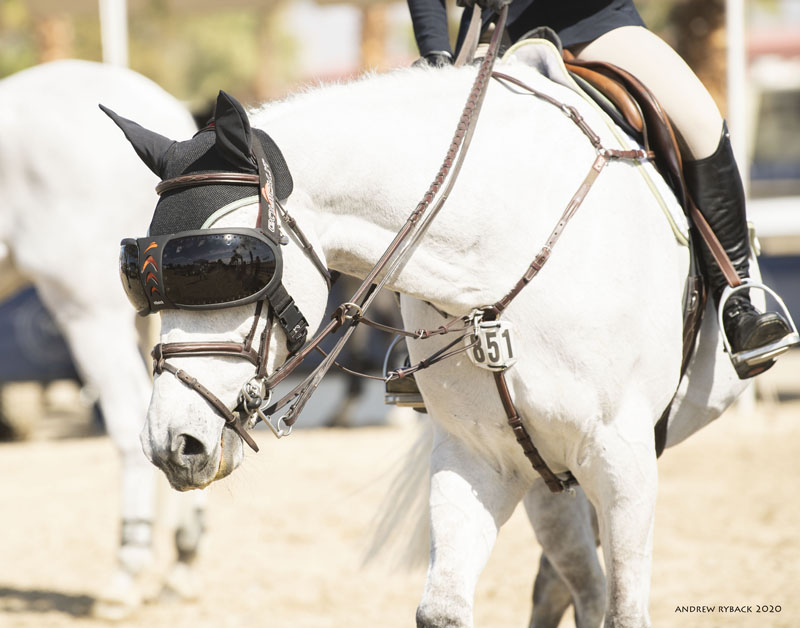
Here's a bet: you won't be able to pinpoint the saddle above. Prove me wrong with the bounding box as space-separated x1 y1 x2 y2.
562 50 688 211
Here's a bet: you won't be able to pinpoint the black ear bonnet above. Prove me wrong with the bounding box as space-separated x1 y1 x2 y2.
100 91 292 236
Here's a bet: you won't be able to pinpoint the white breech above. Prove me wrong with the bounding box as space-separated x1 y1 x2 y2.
573 25 724 160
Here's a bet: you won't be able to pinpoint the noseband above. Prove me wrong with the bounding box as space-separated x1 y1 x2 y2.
152 300 272 451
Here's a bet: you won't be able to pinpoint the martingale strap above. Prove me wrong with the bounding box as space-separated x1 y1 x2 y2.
479 71 653 493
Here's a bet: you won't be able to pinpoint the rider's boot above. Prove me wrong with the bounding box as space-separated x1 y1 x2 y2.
684 122 799 378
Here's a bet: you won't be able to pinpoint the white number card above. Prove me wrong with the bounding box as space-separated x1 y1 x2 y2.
466 319 517 371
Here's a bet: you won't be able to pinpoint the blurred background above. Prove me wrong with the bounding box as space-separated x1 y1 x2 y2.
0 0 797 435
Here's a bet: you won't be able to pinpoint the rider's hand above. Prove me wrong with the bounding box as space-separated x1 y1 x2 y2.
456 0 512 12
412 51 454 68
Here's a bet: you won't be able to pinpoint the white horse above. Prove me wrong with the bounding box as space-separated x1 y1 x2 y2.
0 59 206 618
106 41 754 627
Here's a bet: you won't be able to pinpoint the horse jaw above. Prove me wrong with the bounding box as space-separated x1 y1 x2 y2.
140 381 242 491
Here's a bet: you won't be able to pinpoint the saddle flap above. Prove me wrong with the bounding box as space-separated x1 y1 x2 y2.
563 55 644 135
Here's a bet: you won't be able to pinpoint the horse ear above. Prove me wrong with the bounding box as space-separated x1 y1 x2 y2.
213 90 256 171
99 104 175 178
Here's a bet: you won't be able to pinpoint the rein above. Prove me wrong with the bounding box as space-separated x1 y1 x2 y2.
257 26 650 494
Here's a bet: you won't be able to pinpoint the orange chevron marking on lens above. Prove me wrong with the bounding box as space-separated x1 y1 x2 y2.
144 242 158 253
141 256 158 273
145 272 158 285
150 286 160 295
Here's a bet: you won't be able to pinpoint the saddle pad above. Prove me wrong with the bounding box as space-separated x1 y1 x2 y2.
500 38 690 245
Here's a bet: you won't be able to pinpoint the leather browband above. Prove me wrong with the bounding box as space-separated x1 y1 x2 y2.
156 172 260 196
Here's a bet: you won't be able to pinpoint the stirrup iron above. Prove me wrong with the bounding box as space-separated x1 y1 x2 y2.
718 279 800 376
383 335 426 410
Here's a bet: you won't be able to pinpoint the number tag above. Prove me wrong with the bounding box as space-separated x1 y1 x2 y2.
466 319 518 371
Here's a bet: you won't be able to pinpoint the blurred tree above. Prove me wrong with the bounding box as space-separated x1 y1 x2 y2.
0 0 37 74
0 0 298 111
665 0 727 112
360 3 387 70
128 4 298 108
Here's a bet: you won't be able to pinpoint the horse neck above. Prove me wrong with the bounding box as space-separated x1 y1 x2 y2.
251 68 506 314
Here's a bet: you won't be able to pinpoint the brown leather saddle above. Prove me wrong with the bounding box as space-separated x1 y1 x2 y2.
562 51 706 455
563 50 687 209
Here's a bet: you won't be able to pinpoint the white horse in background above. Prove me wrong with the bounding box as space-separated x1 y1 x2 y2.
0 59 205 618
105 40 757 627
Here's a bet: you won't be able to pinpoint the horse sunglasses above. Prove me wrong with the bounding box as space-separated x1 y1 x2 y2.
119 227 282 316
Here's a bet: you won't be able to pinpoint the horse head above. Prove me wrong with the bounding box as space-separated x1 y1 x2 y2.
104 91 329 491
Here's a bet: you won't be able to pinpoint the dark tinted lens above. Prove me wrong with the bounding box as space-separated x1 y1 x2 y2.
162 233 277 306
119 241 149 314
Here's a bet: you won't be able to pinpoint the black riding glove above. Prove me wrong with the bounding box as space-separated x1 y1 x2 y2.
456 0 512 13
412 51 454 68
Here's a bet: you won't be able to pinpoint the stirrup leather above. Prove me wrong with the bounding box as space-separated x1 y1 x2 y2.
718 280 800 377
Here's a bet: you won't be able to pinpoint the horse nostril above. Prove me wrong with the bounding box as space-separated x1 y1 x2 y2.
177 434 206 458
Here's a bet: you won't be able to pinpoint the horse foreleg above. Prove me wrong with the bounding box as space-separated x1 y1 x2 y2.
38 295 156 618
161 489 208 601
573 403 659 628
417 429 528 628
523 481 605 628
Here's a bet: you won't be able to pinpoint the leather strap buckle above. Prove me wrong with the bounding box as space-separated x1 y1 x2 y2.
276 300 308 352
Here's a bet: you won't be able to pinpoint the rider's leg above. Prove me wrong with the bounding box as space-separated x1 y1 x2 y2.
573 25 798 377
683 126 794 367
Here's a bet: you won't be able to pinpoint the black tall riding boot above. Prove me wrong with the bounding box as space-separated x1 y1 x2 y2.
684 122 797 378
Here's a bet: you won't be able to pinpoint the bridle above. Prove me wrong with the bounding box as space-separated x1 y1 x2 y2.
149 137 333 452
152 300 273 452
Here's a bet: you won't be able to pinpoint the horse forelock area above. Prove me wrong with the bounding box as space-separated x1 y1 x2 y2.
146 130 252 235
146 113 289 236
